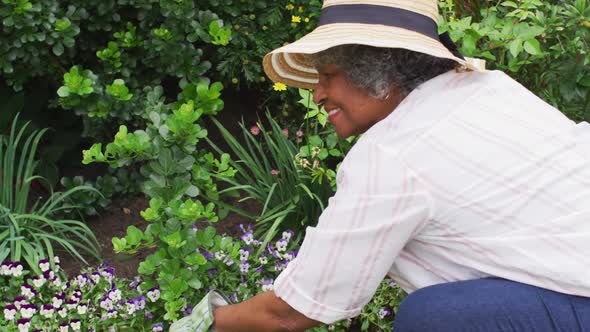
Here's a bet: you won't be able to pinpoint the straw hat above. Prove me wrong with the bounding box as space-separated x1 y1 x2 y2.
262 0 486 89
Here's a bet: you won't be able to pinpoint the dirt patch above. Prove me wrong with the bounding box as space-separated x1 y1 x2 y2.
59 194 262 279
60 195 151 278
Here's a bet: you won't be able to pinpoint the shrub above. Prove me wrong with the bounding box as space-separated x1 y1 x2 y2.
440 0 590 121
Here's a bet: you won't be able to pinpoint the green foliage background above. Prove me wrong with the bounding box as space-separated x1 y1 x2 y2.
0 0 589 330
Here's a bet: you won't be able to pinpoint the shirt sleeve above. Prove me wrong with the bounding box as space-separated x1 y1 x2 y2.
273 139 433 324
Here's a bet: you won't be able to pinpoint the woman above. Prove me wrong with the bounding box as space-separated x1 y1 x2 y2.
173 0 590 331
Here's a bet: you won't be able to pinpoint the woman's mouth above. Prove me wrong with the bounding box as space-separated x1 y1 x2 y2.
328 108 342 122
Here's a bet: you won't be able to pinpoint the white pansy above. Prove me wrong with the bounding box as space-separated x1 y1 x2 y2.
77 304 88 315
17 320 30 332
147 289 160 302
71 321 81 331
32 275 46 288
3 307 17 321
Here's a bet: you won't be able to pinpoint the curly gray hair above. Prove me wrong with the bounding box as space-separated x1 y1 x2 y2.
310 45 459 99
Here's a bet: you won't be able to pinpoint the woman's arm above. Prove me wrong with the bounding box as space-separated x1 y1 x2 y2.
213 291 320 332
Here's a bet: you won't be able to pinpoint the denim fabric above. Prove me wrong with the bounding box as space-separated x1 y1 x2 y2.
394 278 590 332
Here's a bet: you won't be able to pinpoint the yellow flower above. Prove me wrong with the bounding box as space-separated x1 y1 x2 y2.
286 4 294 10
291 15 301 23
273 82 287 91
304 17 310 23
298 6 304 13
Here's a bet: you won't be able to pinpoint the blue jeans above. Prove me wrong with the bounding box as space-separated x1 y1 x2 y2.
394 278 590 332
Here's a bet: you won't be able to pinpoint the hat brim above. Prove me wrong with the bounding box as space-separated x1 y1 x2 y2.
263 23 483 89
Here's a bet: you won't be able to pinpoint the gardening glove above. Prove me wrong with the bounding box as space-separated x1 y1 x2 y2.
169 290 230 332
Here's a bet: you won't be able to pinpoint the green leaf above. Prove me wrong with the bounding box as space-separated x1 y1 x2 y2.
184 253 207 266
187 277 203 289
509 39 523 57
523 38 541 55
126 225 144 246
57 86 70 97
502 1 519 8
52 43 64 56
138 257 156 275
578 76 590 88
112 237 127 253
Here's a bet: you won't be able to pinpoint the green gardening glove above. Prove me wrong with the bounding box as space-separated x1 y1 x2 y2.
169 290 230 332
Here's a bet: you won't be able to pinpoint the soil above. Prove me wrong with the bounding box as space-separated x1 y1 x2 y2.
59 194 261 279
59 195 150 278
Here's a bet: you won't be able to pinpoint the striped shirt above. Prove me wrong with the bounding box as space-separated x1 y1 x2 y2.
273 69 590 324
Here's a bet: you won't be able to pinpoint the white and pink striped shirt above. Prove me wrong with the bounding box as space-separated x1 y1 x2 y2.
273 69 590 324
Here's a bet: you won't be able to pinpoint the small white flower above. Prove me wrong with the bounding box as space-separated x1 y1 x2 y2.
126 303 136 315
0 264 10 275
239 248 251 261
90 273 100 284
59 324 69 332
214 251 226 260
262 283 273 291
70 320 81 331
11 264 23 277
275 239 288 252
3 307 17 320
259 256 268 265
21 286 34 299
108 289 122 302
100 298 113 311
147 289 160 302
106 309 117 318
40 306 54 318
240 232 254 245
39 261 50 272
224 258 234 266
17 320 30 332
20 306 37 319
77 304 88 315
32 275 46 288
54 256 60 265
53 297 63 308
58 307 68 318
239 262 250 274
282 230 294 241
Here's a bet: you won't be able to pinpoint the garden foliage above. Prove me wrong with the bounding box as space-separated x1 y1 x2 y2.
1 0 589 330
0 115 100 274
440 0 590 121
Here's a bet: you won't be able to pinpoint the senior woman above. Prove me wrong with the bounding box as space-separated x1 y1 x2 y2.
171 0 590 331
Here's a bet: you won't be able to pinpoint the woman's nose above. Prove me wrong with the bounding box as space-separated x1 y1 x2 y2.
312 83 326 106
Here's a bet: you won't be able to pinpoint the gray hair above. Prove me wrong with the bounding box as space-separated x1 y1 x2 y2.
310 45 459 99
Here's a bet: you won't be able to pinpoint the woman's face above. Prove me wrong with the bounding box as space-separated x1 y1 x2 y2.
313 64 401 138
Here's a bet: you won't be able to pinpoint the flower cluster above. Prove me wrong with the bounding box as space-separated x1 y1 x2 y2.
0 258 164 331
203 224 299 304
0 261 24 277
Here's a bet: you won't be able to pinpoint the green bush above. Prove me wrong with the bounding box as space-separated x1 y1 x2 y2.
440 0 590 121
82 81 241 320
